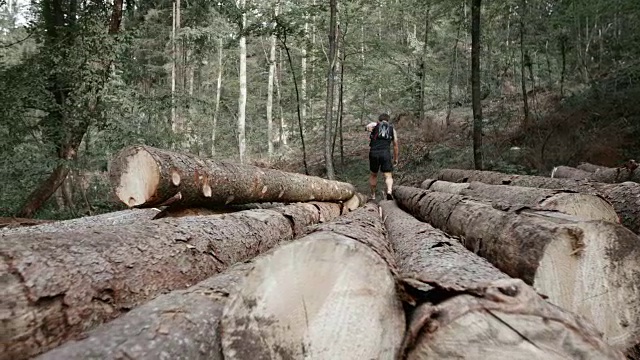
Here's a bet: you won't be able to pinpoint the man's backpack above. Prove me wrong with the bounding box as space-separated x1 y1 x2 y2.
371 121 394 141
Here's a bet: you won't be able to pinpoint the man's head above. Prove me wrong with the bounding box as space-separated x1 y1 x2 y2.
378 113 390 122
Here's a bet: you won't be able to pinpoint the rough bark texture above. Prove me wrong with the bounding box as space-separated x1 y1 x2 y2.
35 260 253 360
552 165 593 179
109 145 355 208
435 168 640 234
0 202 341 360
393 185 640 351
577 162 610 173
402 279 624 360
152 202 285 219
421 179 619 222
220 203 405 360
1 209 160 235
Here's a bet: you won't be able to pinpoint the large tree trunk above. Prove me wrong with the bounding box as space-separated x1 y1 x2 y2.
220 204 405 359
379 201 623 360
435 168 640 234
109 145 355 208
421 179 619 222
35 257 255 360
577 162 610 172
554 164 640 184
1 208 160 235
0 202 341 360
551 165 592 179
393 185 640 352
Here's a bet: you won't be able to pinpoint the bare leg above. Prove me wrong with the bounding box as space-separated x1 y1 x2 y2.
383 172 393 198
369 172 378 199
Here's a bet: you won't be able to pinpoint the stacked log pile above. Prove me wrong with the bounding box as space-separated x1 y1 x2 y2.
2 146 635 359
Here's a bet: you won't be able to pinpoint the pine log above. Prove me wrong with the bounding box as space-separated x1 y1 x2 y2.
151 202 285 219
393 185 640 352
0 202 341 360
435 168 640 234
0 208 161 235
0 217 53 229
109 145 355 208
421 179 619 222
577 162 610 173
551 165 593 179
220 203 405 360
380 201 623 359
35 260 254 360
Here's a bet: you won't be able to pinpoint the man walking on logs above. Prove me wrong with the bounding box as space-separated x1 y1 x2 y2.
366 113 399 200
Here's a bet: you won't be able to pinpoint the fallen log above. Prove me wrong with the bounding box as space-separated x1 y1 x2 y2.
220 203 405 360
421 179 619 222
109 145 355 208
435 168 640 234
379 201 623 359
551 165 593 179
577 162 610 173
0 208 161 235
0 217 53 229
393 185 640 352
34 260 253 360
0 202 341 360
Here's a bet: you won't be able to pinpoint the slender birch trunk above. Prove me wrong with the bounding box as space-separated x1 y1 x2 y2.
237 0 247 163
266 2 278 158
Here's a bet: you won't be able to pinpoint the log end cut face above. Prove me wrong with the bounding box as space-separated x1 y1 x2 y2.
220 234 405 360
540 193 619 223
533 221 640 351
112 148 161 207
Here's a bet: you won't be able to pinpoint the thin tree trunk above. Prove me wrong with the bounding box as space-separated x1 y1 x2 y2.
281 34 309 175
237 0 247 163
560 34 567 97
419 3 430 122
212 38 223 156
301 9 308 144
446 5 462 127
339 58 345 166
275 50 286 147
170 0 177 135
266 2 278 158
519 0 530 126
324 0 338 179
471 0 483 170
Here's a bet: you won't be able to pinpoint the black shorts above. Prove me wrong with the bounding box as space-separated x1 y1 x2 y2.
369 151 393 173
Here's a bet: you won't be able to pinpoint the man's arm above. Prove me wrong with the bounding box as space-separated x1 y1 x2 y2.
393 128 399 165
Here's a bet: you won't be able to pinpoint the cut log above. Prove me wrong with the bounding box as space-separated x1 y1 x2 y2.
0 217 53 229
0 208 161 235
379 200 623 359
220 203 405 360
577 162 610 173
109 145 355 208
152 202 285 219
393 185 640 352
551 165 593 179
35 260 253 360
421 179 619 222
435 168 640 234
0 202 341 360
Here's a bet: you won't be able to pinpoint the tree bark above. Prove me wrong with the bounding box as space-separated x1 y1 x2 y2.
393 185 640 352
445 5 462 127
435 168 640 234
220 203 405 360
266 1 278 158
34 262 251 360
419 3 430 122
1 208 160 235
237 0 247 163
379 201 623 360
420 179 619 223
109 145 354 208
577 162 610 173
323 0 337 179
551 165 593 179
554 164 640 184
0 202 341 360
212 37 223 156
0 218 54 229
471 0 483 170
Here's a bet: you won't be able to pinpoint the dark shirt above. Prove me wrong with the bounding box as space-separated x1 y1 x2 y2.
369 122 396 153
